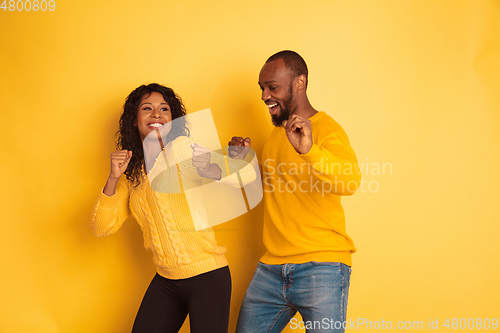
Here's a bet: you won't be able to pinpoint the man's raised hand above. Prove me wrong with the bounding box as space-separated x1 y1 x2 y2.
282 115 312 154
228 136 251 159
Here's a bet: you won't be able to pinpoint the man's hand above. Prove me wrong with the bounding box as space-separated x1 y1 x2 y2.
228 136 251 159
282 115 312 154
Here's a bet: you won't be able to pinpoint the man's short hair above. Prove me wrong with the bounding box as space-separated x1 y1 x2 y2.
266 50 308 86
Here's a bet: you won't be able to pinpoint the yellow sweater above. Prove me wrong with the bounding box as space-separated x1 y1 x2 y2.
91 136 255 279
260 111 361 266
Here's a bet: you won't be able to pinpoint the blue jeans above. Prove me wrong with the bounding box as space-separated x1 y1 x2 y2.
235 262 351 333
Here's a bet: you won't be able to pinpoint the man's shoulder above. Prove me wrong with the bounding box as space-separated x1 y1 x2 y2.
312 111 347 137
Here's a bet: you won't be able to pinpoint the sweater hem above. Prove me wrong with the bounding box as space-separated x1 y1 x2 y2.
156 255 228 279
260 251 352 267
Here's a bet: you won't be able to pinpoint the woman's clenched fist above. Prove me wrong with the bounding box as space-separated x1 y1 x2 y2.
109 150 133 180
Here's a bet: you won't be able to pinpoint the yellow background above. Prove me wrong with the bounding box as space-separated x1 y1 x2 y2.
1 0 499 332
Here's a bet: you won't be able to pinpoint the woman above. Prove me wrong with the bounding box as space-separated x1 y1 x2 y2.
91 83 252 333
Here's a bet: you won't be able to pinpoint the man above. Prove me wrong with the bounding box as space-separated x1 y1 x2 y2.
231 50 361 333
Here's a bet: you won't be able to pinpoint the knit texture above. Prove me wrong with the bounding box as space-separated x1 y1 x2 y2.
91 136 255 279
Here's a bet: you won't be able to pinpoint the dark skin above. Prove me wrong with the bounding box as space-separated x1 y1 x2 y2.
104 94 221 197
229 58 318 154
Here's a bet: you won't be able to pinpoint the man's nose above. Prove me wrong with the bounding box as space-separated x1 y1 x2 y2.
261 89 271 102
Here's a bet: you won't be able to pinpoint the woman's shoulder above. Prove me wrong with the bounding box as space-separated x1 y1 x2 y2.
171 135 194 147
169 136 194 161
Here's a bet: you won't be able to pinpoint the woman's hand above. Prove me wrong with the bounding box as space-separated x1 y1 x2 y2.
191 144 221 180
109 150 133 179
103 150 132 196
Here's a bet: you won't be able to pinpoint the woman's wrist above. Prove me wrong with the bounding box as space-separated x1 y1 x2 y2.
197 163 221 180
103 176 120 196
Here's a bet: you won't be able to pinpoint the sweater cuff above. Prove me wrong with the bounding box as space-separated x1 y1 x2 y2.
299 144 322 164
97 188 118 207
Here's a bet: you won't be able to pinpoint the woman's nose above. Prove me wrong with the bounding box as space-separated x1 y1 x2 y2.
151 108 161 117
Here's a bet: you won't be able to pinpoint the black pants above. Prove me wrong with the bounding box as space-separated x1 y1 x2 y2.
131 266 231 333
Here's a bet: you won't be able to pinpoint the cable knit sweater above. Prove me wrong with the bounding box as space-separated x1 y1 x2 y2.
91 136 255 279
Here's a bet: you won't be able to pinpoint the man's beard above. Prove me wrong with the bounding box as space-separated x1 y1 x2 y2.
271 86 294 127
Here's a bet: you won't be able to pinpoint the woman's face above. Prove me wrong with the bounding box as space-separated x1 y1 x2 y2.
135 92 173 142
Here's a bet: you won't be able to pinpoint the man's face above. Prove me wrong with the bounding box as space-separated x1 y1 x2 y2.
258 59 295 127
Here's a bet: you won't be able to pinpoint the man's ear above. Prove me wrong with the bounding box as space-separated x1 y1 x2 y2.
295 74 307 90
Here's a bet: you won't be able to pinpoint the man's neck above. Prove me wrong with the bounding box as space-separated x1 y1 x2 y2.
292 96 318 119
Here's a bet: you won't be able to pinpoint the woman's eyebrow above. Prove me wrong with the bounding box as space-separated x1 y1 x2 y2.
139 102 169 107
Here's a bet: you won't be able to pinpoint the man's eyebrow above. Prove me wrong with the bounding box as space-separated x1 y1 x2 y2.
258 80 277 85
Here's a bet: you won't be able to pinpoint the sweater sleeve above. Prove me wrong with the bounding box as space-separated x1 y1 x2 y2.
299 124 361 196
91 176 131 237
172 136 257 187
211 152 258 187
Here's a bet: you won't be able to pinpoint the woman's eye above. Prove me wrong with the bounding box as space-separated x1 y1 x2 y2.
161 108 170 112
143 107 152 111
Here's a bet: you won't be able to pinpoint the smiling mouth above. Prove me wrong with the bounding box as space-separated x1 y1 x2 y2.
148 123 165 128
267 102 279 115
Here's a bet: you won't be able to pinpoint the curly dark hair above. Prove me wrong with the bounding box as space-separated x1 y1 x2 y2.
115 83 190 187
